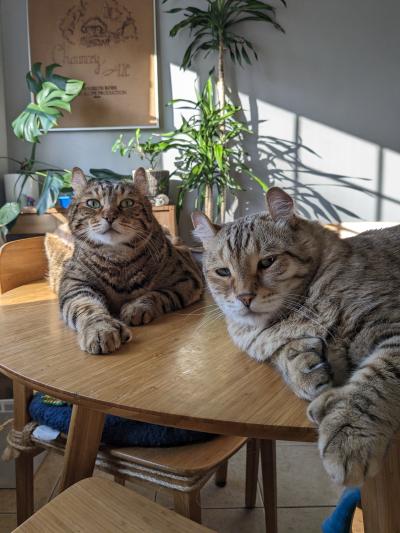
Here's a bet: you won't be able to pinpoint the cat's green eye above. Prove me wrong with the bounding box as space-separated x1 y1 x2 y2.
215 268 231 277
120 198 134 208
86 198 101 209
258 257 276 269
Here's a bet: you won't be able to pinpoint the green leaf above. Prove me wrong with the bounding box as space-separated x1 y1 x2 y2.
36 172 65 214
89 168 129 180
12 75 84 143
0 202 20 227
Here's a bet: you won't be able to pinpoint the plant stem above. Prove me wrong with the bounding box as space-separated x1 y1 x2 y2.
217 36 227 223
204 184 214 220
28 142 37 172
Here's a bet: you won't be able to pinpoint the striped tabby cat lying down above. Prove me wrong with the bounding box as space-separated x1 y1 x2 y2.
45 167 203 355
193 187 400 487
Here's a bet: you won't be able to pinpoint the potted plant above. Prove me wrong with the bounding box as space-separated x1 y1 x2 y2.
112 129 170 197
0 63 84 240
115 78 265 221
162 0 286 220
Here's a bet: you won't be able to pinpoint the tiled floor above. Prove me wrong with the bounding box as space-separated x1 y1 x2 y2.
0 441 343 533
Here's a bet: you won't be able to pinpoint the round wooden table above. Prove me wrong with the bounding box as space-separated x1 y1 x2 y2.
0 281 397 532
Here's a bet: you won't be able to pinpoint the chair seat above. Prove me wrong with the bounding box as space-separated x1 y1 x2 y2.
13 477 215 532
32 433 247 492
106 435 247 475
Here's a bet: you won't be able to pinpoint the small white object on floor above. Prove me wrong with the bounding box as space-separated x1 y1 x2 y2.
32 425 60 441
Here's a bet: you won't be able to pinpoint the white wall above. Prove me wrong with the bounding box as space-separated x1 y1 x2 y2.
1 0 400 238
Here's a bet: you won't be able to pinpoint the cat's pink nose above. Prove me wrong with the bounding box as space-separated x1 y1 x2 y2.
237 293 256 308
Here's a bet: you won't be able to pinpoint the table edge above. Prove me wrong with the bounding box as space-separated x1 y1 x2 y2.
0 366 317 443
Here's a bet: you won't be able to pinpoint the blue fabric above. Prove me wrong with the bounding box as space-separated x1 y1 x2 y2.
322 488 361 533
29 393 214 447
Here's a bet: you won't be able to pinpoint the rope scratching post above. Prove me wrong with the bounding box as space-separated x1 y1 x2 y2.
0 419 38 461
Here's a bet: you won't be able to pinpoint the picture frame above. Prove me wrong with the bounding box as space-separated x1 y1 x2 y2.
26 0 159 131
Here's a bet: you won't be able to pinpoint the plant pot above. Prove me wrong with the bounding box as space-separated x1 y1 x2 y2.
4 173 39 207
146 169 170 197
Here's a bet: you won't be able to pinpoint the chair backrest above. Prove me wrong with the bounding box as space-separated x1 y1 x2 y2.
0 236 47 294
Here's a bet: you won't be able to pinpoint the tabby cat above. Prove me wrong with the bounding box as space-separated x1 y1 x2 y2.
46 167 203 355
193 187 400 487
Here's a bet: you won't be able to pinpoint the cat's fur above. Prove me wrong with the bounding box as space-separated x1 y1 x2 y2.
193 187 400 486
46 167 203 355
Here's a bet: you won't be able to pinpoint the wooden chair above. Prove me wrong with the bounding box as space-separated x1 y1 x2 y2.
13 477 215 532
1 237 275 527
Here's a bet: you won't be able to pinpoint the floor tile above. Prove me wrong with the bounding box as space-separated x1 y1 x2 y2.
0 514 17 533
278 506 334 533
0 491 15 514
202 508 265 533
202 446 263 509
157 446 262 510
94 468 157 501
34 451 64 510
259 444 342 507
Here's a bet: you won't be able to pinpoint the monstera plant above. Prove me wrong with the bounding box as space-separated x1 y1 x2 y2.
0 63 84 238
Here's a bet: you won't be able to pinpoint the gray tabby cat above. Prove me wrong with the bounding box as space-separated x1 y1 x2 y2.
46 167 203 355
193 187 400 486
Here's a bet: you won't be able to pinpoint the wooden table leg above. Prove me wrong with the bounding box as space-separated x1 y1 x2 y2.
260 439 277 533
361 437 400 533
59 404 105 491
13 381 34 525
245 438 260 508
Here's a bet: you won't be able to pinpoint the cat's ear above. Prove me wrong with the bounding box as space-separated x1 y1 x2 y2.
132 167 148 195
71 167 87 195
191 211 219 247
266 187 295 223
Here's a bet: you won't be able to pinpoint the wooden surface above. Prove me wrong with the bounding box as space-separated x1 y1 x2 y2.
14 477 215 532
0 281 314 442
0 237 47 294
152 204 177 237
13 382 34 524
361 437 400 533
60 405 105 491
107 435 247 475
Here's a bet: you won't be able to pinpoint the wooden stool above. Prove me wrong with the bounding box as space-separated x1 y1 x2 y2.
13 477 215 532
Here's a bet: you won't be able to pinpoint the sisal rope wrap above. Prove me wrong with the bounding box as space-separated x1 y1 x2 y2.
1 420 38 461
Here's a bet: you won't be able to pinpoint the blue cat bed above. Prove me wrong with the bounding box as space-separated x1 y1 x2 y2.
322 488 361 533
29 393 214 447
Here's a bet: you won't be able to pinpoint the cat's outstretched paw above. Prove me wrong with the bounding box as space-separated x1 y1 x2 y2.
308 387 388 486
121 296 162 326
283 337 332 400
78 318 132 355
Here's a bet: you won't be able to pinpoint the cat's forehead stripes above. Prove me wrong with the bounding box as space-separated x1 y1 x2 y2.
82 180 137 201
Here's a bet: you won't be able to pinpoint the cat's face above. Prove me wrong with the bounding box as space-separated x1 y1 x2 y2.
68 167 152 246
193 188 321 326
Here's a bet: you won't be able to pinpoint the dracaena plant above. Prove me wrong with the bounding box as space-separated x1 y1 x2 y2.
163 0 286 109
162 0 286 221
115 78 265 220
0 63 84 238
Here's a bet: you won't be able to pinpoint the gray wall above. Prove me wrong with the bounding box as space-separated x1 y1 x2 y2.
1 0 400 238
0 17 7 204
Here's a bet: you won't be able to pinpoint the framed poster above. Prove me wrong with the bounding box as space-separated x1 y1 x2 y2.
27 0 159 130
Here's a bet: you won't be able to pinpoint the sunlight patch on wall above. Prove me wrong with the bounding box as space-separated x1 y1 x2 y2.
381 148 400 220
298 117 379 221
162 63 199 176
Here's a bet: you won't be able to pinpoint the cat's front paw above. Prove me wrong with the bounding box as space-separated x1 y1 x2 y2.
283 338 332 400
121 296 161 326
308 387 389 486
78 318 132 355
